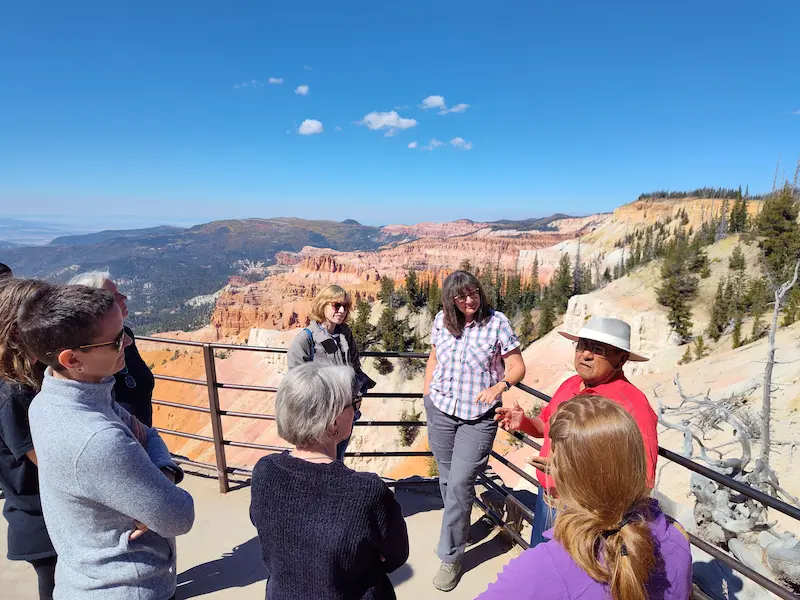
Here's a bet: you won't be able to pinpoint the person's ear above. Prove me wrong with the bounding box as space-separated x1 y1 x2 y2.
57 349 83 372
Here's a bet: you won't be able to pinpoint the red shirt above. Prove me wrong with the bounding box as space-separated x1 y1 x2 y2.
536 374 659 492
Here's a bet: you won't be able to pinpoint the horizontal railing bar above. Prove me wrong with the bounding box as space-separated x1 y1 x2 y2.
172 456 218 471
153 373 208 386
138 335 205 347
477 472 535 523
509 431 542 451
219 410 275 420
363 392 423 398
223 440 293 452
688 532 799 600
659 447 800 522
473 495 530 550
515 381 553 403
210 342 287 353
155 428 214 443
360 351 429 358
354 420 426 427
345 451 433 457
217 382 277 392
490 450 541 489
152 399 211 413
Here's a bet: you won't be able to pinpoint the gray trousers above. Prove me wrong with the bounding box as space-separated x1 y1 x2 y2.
424 394 498 563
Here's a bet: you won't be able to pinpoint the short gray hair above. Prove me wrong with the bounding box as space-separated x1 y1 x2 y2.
68 270 111 289
276 363 356 448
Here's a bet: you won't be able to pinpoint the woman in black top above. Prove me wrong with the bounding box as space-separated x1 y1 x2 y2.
0 278 57 600
68 271 156 426
250 362 409 600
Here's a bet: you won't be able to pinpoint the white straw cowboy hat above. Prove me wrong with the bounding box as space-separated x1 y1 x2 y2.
558 316 649 362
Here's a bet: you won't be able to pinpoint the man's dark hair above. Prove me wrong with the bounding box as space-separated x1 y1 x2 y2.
441 270 493 337
0 263 11 279
17 284 116 369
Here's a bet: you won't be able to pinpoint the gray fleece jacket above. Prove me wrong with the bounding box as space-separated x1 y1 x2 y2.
28 370 195 600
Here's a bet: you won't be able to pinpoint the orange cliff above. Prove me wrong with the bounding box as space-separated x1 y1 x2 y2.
210 232 578 339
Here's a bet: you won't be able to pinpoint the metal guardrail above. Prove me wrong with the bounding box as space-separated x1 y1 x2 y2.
139 334 800 600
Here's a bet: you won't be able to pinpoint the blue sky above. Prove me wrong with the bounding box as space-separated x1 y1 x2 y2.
1 1 798 228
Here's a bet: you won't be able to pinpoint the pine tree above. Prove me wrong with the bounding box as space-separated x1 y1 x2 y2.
505 272 521 318
404 270 420 308
538 294 555 337
732 313 743 348
378 276 395 302
694 335 708 360
782 288 800 326
679 345 693 365
706 279 729 341
756 183 800 280
459 259 473 272
427 277 442 318
350 296 374 349
656 235 698 340
573 240 582 295
551 253 573 312
728 245 746 272
519 309 534 347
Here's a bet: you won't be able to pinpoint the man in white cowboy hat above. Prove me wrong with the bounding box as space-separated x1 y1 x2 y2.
495 316 658 547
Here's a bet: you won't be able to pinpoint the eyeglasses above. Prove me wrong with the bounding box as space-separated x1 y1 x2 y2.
74 328 126 353
331 302 350 312
574 340 609 358
454 290 480 303
351 395 362 411
119 366 137 388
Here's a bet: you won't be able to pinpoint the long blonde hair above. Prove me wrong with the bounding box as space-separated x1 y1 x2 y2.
550 395 655 600
310 285 352 323
0 278 52 389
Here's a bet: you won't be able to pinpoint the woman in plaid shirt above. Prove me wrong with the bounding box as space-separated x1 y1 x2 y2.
423 270 526 591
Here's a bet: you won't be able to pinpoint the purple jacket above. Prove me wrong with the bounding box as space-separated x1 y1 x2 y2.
476 505 692 600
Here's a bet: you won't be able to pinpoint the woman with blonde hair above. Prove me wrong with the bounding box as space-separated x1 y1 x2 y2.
0 278 57 599
287 284 375 460
478 395 692 600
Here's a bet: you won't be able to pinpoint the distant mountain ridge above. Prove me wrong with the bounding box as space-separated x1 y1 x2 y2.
1 212 580 333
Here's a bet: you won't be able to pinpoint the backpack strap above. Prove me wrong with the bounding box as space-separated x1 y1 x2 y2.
303 328 315 360
665 515 690 541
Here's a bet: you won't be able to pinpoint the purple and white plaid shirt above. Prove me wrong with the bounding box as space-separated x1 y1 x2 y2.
428 309 520 420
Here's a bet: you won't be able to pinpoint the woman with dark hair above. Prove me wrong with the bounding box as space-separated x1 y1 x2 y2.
0 278 57 600
478 395 692 600
423 270 526 591
68 271 156 426
17 284 194 600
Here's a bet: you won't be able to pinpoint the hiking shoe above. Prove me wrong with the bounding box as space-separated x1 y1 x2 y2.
433 561 463 592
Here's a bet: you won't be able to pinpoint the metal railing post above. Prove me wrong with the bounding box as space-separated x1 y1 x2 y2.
202 344 229 493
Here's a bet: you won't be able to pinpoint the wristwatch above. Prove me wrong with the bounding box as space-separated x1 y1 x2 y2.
500 380 512 392
161 464 183 484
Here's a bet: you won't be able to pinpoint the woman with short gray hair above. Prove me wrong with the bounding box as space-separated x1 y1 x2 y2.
67 271 155 426
250 363 409 600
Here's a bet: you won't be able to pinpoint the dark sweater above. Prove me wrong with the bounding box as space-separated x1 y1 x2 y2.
250 452 409 600
114 327 155 427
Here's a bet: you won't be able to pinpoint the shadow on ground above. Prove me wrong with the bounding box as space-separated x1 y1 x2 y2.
177 537 267 599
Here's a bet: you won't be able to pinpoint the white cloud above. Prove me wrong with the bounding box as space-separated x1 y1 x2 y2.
793 109 800 115
298 119 323 135
450 137 473 150
358 110 418 133
334 126 342 132
421 138 444 151
234 79 263 89
408 141 418 149
394 104 409 110
420 95 446 110
304 65 313 71
439 103 470 115
268 77 284 84
295 85 309 96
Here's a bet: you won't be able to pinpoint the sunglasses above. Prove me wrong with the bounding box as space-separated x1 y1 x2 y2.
74 328 126 353
119 366 137 389
454 290 480 303
351 395 362 411
574 340 609 358
330 302 350 312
